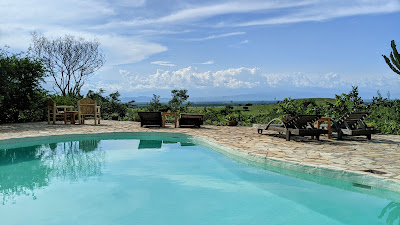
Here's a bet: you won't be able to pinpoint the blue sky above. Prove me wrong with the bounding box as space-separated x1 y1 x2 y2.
1 0 400 100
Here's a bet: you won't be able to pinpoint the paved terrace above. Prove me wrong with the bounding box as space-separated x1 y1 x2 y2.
1 121 400 184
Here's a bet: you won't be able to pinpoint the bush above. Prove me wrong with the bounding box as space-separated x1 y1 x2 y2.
277 98 322 117
325 86 367 119
86 90 133 119
0 50 47 123
368 98 400 134
50 94 81 107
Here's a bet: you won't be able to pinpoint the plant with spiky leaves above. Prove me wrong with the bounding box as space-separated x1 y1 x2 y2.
382 40 400 75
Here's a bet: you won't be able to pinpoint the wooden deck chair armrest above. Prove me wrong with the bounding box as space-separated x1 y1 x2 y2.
266 118 287 130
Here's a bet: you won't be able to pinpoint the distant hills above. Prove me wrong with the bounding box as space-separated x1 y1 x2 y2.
121 93 279 104
120 94 346 107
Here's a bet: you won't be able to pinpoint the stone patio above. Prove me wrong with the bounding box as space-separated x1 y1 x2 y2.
1 120 400 186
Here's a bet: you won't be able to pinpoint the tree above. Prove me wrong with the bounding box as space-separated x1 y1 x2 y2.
168 89 189 112
325 86 366 119
382 40 400 76
31 32 105 97
86 89 108 106
0 49 47 123
147 94 162 111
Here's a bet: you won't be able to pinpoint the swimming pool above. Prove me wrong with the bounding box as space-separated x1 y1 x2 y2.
1 133 399 225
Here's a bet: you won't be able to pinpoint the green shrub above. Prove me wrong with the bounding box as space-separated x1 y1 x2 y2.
368 99 400 134
0 50 47 123
86 90 133 119
277 98 322 117
50 94 80 107
325 86 367 119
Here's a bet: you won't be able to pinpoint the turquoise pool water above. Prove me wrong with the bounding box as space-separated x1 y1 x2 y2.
0 134 399 225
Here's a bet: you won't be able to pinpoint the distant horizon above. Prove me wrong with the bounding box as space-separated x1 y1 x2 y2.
120 89 394 104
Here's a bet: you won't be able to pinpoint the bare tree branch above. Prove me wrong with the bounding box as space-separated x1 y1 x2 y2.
30 32 105 97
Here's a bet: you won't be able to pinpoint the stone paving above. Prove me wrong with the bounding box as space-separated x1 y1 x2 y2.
1 121 400 185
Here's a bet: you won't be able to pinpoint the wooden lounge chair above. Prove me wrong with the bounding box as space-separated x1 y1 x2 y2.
179 113 204 128
331 112 379 140
138 112 162 127
78 98 100 125
258 115 327 141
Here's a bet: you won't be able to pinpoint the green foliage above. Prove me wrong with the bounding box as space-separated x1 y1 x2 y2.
168 89 189 112
277 98 322 116
190 104 278 126
50 94 81 107
368 93 400 134
325 86 367 119
0 50 47 123
86 90 134 119
226 113 238 122
86 89 108 105
382 40 400 75
147 94 163 111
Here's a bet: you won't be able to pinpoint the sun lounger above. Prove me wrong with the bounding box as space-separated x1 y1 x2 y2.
330 112 379 140
138 112 162 127
179 113 204 128
258 115 327 141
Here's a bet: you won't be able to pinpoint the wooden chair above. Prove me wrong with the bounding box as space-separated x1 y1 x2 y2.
331 112 379 140
78 98 100 125
258 115 328 141
47 99 74 124
138 112 162 127
179 113 204 128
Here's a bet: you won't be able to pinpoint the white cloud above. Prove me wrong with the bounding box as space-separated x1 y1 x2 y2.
0 25 167 66
212 67 261 88
188 32 245 41
0 0 165 66
229 39 249 48
87 67 263 91
111 0 146 8
151 61 176 67
235 0 400 27
84 67 400 94
0 0 115 25
98 1 314 28
200 60 214 65
96 0 400 29
262 72 399 89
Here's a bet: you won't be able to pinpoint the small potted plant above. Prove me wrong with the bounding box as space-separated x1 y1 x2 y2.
111 113 119 120
226 114 238 126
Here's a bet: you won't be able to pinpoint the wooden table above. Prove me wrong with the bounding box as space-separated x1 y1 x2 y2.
162 112 177 128
56 106 75 124
65 111 79 124
316 117 331 139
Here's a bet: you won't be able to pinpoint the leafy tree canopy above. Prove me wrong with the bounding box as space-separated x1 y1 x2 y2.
168 89 189 112
0 48 47 123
